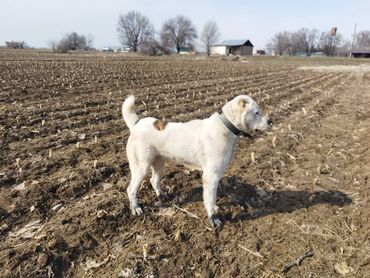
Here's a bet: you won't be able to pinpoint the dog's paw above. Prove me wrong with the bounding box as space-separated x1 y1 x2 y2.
209 215 222 229
131 204 143 216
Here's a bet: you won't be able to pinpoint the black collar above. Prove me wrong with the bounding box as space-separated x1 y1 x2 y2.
220 113 253 138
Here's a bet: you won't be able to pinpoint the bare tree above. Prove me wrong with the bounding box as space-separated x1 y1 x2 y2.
160 15 197 54
50 32 92 53
356 30 370 50
59 32 87 51
265 41 274 55
290 31 305 54
141 37 172 55
200 21 220 56
117 10 154 52
306 29 319 55
86 34 94 50
48 40 58 52
269 31 292 55
319 31 342 56
268 28 348 56
291 28 318 56
337 39 352 55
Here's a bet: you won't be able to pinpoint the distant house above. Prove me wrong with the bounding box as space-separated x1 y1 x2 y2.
119 47 131 53
211 39 254 56
179 47 191 55
179 45 195 55
295 51 308 57
101 47 113 52
311 51 325 57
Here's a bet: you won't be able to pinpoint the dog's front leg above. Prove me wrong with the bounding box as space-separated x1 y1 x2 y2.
202 171 222 229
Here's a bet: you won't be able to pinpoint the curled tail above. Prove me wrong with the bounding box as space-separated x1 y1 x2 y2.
122 95 139 130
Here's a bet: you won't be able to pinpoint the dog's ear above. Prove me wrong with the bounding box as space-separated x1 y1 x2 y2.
238 98 249 108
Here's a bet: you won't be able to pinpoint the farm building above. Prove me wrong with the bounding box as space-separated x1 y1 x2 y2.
101 47 113 52
211 39 254 56
179 46 195 55
350 50 370 58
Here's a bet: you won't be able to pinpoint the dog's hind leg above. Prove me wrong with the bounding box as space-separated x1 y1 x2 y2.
127 163 149 215
202 170 222 229
126 142 152 215
150 157 166 202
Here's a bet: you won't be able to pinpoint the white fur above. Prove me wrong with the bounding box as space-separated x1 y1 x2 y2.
122 95 138 130
122 94 271 228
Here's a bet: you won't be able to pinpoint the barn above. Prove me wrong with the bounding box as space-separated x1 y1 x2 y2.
350 50 370 58
211 39 254 56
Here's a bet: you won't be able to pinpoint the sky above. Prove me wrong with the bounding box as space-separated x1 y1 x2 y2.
1 0 369 51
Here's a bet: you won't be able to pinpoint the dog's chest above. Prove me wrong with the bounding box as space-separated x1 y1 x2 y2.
222 138 236 168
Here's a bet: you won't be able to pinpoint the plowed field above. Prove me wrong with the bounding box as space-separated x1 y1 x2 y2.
1 51 370 277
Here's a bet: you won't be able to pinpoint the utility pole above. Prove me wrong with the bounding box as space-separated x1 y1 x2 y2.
350 24 357 58
330 27 337 56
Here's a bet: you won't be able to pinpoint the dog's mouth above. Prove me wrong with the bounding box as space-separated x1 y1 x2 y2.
253 125 269 132
244 129 262 137
253 129 265 135
253 122 273 133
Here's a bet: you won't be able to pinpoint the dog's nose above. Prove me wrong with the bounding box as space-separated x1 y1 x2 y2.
267 118 272 126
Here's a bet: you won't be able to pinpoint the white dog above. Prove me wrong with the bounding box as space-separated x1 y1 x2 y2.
122 95 272 228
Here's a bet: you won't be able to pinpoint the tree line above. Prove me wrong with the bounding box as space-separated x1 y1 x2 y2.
48 32 94 53
117 11 220 55
34 10 219 55
5 41 28 49
266 28 370 56
4 10 370 56
2 11 220 55
355 30 370 51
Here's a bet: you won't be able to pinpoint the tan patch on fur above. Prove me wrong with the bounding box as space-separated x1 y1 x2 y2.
153 119 167 131
238 99 248 108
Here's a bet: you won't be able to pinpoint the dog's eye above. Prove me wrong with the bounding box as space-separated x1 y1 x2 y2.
255 111 259 115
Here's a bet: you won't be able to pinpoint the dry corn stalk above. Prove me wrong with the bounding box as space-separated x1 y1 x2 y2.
251 152 255 162
175 229 181 241
287 153 296 160
142 243 148 261
272 136 277 148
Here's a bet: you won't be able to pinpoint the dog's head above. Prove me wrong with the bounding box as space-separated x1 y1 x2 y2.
222 95 272 133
